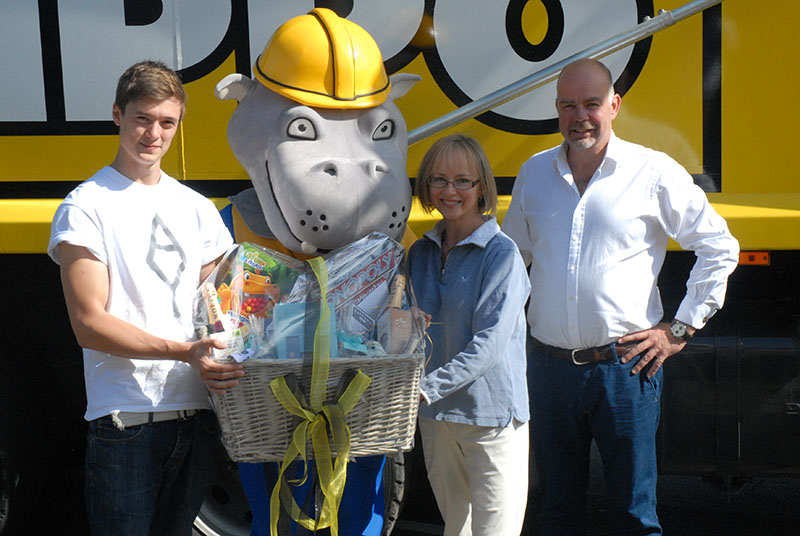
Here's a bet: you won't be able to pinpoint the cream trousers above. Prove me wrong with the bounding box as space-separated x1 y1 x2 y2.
418 417 529 536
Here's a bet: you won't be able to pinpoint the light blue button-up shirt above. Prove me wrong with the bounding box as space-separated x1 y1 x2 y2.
408 217 531 427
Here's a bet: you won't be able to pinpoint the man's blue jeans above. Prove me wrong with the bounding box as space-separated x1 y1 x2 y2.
84 410 218 536
528 342 663 536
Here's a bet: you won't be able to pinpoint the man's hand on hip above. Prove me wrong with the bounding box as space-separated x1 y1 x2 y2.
616 322 688 377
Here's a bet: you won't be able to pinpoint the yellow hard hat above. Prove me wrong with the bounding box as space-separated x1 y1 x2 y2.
254 8 391 109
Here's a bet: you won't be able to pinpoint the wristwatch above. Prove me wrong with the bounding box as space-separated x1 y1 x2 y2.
669 319 693 341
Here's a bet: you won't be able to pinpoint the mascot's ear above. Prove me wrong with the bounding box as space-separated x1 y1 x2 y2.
215 73 257 102
389 73 422 100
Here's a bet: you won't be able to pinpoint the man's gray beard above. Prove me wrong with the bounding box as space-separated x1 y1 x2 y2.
570 138 596 150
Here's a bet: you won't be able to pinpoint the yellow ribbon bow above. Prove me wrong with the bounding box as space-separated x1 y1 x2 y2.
268 256 373 536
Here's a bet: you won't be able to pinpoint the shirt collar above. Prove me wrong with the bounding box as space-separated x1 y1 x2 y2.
423 216 499 249
603 131 623 168
553 130 621 177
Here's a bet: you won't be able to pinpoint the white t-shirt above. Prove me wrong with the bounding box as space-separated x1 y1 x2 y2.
48 166 234 420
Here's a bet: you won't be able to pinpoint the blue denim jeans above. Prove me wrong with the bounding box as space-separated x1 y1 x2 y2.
528 342 663 536
84 410 218 536
238 455 386 536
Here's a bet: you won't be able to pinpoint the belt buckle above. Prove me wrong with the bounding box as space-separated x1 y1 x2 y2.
571 348 592 366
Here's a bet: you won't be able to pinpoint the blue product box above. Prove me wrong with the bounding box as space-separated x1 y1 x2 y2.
273 302 338 359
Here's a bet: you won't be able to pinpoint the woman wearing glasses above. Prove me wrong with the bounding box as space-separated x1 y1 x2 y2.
407 134 531 536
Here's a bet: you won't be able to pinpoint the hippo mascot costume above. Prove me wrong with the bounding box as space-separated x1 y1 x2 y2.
215 8 420 536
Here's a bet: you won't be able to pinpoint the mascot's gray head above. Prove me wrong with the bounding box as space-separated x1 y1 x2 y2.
216 8 420 254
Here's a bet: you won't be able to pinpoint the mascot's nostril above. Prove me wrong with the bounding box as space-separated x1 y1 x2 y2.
366 161 389 178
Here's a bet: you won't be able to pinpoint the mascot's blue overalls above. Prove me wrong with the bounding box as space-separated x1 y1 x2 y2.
214 8 420 535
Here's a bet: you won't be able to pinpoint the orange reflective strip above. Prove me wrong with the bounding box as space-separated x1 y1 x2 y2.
738 251 770 265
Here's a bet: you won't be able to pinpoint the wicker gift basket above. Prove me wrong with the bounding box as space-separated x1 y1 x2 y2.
194 234 426 463
211 352 423 462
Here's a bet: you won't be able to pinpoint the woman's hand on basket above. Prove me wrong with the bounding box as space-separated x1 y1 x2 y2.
412 307 432 329
185 338 245 395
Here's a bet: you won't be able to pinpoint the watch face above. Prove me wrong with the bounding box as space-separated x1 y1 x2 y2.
671 321 688 339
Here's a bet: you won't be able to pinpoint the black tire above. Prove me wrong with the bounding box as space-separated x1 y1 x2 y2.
391 434 445 530
0 381 44 536
193 439 251 536
382 451 409 535
0 446 14 534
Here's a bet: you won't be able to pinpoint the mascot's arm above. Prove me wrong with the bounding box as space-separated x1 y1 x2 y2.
400 226 417 252
229 204 314 260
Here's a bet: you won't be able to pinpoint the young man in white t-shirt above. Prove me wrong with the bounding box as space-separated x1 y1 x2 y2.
48 61 244 535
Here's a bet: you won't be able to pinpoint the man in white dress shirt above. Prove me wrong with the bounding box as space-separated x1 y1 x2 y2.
502 58 739 535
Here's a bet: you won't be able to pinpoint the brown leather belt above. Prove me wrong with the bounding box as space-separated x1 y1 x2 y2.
533 339 633 365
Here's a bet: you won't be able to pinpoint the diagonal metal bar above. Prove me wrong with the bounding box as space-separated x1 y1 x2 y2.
408 0 724 146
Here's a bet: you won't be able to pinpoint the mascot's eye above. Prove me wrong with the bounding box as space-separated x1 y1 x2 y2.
373 119 394 140
287 117 317 140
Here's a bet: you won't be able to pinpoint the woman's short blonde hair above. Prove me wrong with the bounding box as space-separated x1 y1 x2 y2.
414 133 497 216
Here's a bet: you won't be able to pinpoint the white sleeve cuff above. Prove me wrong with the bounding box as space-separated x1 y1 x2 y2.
419 389 432 406
675 298 718 330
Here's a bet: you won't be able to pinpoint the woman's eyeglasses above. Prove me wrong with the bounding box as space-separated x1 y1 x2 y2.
428 177 479 190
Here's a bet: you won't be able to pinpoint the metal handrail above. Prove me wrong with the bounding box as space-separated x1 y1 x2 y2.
408 0 723 145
